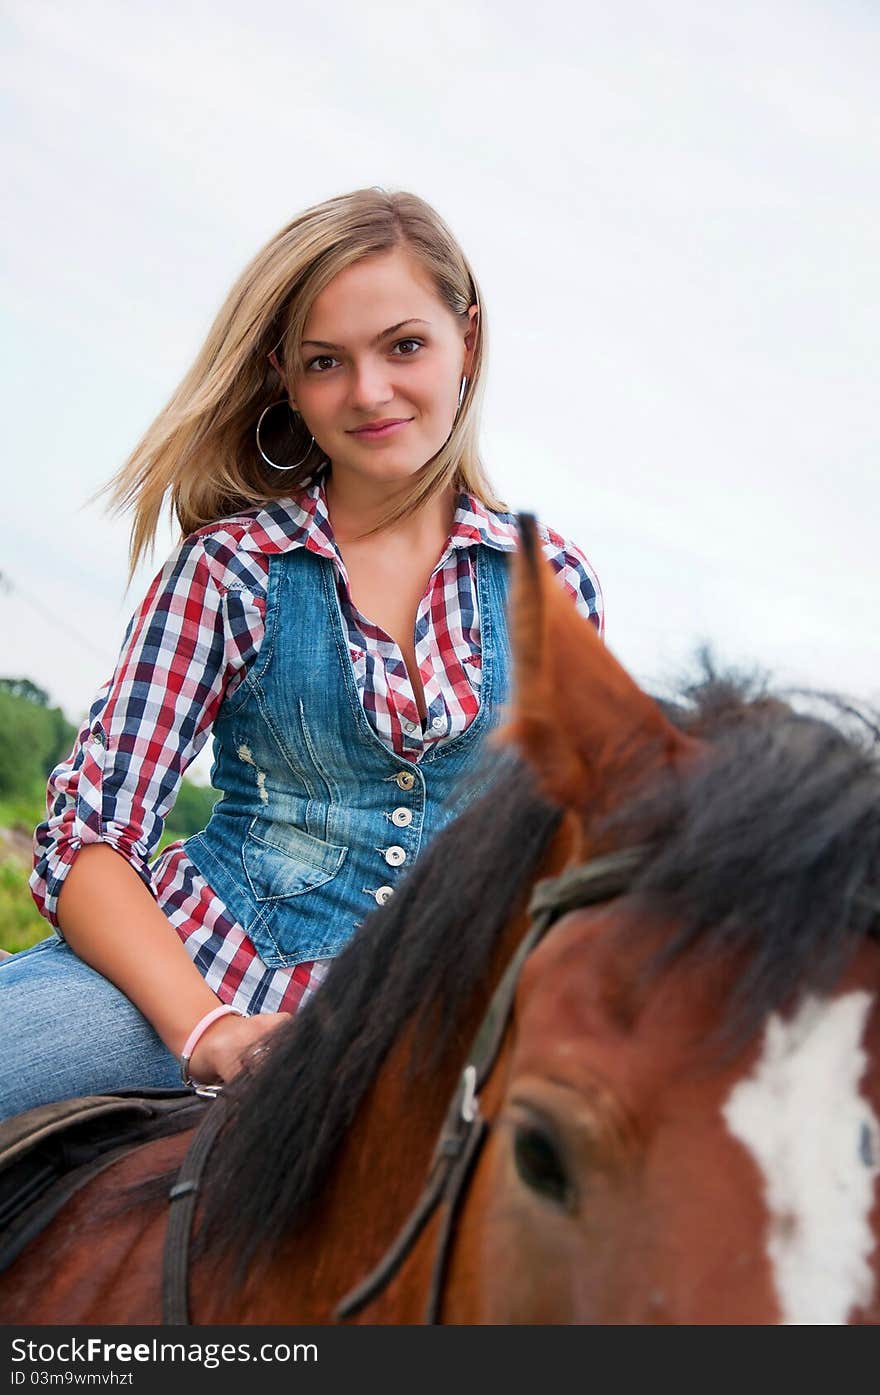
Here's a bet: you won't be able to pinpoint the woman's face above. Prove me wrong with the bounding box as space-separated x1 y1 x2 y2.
289 245 477 487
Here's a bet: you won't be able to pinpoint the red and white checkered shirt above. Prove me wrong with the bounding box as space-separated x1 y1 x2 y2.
31 479 603 1016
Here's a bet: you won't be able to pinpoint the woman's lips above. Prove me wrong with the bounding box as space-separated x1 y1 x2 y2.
348 419 412 440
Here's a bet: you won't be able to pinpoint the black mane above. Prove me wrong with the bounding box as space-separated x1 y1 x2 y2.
195 672 880 1277
622 681 880 1034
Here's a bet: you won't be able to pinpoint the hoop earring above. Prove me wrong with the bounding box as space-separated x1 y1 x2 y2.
457 375 468 410
255 399 315 472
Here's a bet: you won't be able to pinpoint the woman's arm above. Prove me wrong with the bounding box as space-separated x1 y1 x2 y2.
30 534 244 931
57 844 289 1084
33 530 290 1085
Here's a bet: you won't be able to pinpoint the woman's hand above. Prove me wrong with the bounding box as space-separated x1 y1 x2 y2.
188 1010 291 1086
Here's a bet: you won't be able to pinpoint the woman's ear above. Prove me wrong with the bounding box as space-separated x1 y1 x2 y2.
268 350 289 393
463 304 478 377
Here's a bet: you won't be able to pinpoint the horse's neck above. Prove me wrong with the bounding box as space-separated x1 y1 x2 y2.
205 811 583 1324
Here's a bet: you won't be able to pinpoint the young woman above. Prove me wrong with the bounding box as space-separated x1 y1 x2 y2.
0 188 603 1120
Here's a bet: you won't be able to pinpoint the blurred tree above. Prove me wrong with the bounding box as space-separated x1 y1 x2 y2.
164 778 220 840
0 688 76 800
0 677 50 706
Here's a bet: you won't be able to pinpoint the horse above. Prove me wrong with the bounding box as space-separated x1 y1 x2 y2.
1 516 879 1324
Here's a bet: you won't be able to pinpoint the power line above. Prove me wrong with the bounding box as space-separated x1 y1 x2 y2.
0 569 110 664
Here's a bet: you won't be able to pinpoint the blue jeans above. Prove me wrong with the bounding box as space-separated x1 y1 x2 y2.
0 936 180 1121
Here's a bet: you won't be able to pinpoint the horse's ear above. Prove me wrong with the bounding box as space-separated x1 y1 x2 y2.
497 515 698 815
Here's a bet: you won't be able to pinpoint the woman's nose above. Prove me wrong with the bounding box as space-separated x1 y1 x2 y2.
349 358 395 409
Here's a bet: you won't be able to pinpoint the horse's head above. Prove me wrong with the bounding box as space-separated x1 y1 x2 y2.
448 520 880 1325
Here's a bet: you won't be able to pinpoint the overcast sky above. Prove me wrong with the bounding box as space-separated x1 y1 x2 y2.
2 0 877 782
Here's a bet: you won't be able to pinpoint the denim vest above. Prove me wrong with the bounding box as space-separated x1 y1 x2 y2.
184 545 511 968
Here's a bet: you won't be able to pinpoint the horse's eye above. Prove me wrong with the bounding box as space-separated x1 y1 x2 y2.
512 1124 572 1208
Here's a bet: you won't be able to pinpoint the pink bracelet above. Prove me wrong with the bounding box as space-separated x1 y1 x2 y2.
179 1004 249 1096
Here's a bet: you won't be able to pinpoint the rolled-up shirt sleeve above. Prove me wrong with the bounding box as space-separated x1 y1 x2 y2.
30 531 264 928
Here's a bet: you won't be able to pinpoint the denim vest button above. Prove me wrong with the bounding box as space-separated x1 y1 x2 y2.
395 770 416 791
385 846 406 866
375 885 394 905
391 807 413 828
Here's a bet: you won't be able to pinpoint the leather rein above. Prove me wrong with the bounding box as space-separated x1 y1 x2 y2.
161 846 645 1325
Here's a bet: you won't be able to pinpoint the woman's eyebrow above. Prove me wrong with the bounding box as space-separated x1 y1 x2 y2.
301 318 432 350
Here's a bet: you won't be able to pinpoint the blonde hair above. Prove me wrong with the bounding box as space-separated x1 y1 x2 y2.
105 188 503 576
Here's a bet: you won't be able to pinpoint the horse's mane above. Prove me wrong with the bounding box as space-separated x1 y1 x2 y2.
620 669 880 1035
192 667 880 1278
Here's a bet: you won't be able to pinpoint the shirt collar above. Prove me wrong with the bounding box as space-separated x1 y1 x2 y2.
235 474 519 557
447 491 519 552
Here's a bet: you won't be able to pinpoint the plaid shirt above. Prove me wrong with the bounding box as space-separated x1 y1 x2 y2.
31 480 603 1016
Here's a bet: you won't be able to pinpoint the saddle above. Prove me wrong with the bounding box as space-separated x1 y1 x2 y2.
0 1088 209 1273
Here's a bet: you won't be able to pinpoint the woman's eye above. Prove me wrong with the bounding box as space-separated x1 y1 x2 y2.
392 338 423 356
306 355 339 372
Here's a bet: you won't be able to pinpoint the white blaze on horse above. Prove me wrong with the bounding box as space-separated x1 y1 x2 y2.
724 991 880 1324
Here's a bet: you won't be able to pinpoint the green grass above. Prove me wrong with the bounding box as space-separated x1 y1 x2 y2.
0 860 48 954
0 791 47 953
0 792 45 832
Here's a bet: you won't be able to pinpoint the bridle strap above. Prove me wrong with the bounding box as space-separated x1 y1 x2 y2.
334 908 554 1323
527 846 647 924
423 1114 488 1323
335 846 646 1323
329 1127 465 1319
162 1095 229 1324
466 846 647 1103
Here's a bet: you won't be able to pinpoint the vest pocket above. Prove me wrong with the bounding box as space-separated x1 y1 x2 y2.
243 818 347 901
